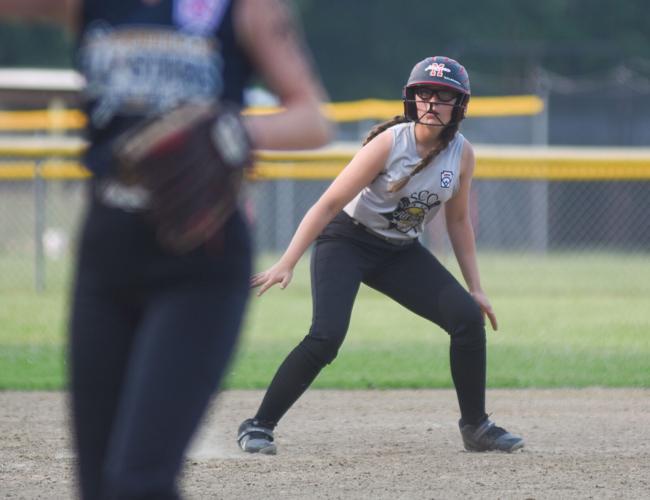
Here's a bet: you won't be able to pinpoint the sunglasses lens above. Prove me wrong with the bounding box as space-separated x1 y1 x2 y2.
413 87 458 102
437 90 457 102
415 87 434 100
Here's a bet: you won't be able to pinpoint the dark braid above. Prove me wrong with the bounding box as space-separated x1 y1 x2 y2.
387 122 460 193
362 115 409 146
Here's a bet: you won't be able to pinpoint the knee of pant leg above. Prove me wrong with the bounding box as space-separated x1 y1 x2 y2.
438 285 486 350
450 319 486 351
300 332 343 366
448 303 486 351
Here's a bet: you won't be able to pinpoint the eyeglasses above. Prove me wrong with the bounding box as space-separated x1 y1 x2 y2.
413 86 459 103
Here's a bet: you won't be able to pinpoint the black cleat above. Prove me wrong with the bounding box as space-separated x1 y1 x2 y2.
459 418 524 452
237 418 277 455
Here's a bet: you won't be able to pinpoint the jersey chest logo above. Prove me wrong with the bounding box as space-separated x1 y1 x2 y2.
173 0 229 35
441 170 454 188
380 190 441 234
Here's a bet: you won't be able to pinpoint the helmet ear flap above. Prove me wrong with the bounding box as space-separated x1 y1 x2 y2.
402 86 417 121
450 93 470 123
460 94 470 120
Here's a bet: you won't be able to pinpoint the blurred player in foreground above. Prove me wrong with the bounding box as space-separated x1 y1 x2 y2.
2 0 331 498
238 56 524 455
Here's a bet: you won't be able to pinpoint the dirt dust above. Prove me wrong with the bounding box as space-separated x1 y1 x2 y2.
1 389 648 499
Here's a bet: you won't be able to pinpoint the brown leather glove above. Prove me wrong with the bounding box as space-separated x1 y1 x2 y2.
113 101 252 253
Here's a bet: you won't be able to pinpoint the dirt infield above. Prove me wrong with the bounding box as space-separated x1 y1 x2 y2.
1 389 648 499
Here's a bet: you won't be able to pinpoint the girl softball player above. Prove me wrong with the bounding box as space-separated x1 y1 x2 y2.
3 0 331 498
238 56 524 454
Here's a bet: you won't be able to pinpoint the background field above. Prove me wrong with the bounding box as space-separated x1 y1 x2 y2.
2 5 650 498
3 388 649 500
1 251 648 390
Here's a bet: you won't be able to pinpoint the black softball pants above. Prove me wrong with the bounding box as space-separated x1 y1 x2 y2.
255 211 487 427
69 193 251 500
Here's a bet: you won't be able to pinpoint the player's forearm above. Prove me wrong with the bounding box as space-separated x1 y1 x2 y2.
447 218 483 292
245 102 333 151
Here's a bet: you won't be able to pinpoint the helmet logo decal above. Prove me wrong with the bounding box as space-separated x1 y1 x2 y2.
425 63 450 77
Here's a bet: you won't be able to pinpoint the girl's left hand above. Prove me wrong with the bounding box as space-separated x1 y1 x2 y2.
470 290 498 331
250 261 294 297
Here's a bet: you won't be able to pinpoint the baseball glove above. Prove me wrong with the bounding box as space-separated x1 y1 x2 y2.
113 101 253 253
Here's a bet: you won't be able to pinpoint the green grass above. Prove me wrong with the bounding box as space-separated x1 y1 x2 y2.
1 251 649 389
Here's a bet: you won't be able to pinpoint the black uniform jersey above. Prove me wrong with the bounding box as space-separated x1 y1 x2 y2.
77 0 253 176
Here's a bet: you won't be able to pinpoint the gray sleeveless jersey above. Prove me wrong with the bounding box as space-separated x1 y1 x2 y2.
344 122 465 241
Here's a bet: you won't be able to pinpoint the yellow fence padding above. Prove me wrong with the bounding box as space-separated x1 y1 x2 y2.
0 95 545 131
2 145 650 181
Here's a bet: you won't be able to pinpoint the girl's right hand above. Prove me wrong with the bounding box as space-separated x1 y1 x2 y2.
250 263 294 296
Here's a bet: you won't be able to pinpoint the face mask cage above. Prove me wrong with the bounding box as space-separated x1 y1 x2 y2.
402 86 470 126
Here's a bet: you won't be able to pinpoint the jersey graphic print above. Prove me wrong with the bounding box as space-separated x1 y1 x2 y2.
79 23 223 127
380 190 441 234
441 170 454 188
173 0 229 35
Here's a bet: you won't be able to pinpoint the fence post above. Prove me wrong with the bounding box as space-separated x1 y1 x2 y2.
34 159 46 293
530 89 550 253
275 179 295 251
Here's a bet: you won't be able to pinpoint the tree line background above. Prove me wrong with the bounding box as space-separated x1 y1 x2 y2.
0 0 649 145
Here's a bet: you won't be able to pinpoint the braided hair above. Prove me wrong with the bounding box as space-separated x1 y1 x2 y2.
362 115 460 193
362 115 409 147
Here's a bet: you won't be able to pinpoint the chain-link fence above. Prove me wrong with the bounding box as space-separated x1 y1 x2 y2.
248 177 650 254
247 175 637 256
1 172 649 293
0 177 85 292
1 94 649 295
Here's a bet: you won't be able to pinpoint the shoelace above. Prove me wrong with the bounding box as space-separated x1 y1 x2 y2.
245 430 273 441
483 423 508 440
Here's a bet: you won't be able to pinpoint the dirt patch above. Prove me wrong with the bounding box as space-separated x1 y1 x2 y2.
1 389 648 499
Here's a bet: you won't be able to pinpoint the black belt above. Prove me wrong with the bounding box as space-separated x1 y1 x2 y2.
348 216 415 247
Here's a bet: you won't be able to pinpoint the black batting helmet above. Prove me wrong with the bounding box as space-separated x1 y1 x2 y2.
403 56 471 125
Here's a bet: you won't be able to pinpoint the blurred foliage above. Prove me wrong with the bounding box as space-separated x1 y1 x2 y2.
295 0 650 98
0 21 73 68
1 0 649 99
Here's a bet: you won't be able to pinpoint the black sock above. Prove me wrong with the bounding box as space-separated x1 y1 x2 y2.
450 343 487 425
255 342 324 426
